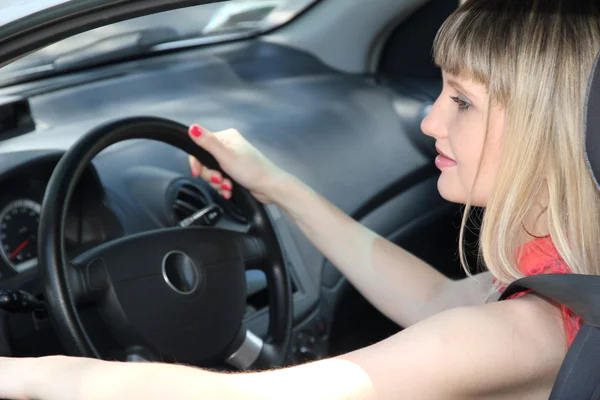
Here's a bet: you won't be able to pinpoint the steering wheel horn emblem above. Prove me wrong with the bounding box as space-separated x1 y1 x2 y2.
162 251 201 295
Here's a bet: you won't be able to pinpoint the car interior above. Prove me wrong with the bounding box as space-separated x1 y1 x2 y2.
0 0 489 369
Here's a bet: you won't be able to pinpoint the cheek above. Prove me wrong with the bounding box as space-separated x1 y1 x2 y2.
459 118 505 205
437 115 495 205
454 133 484 178
452 122 487 199
471 132 504 203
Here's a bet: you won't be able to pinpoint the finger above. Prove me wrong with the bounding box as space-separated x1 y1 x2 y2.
188 124 229 162
200 168 222 185
188 155 204 178
221 178 233 192
220 178 233 199
214 129 240 147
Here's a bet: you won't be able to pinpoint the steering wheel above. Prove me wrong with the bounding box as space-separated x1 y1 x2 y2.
37 117 292 370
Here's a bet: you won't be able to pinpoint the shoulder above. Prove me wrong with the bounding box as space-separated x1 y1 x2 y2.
334 294 567 399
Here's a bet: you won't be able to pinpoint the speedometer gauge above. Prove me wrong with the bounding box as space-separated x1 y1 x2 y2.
0 199 40 273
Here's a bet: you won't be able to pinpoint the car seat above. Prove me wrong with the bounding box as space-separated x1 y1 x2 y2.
498 48 600 400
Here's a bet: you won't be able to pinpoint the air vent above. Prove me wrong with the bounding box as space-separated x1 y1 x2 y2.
171 183 209 222
0 96 35 140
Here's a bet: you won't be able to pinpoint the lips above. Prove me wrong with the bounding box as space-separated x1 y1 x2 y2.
435 146 457 169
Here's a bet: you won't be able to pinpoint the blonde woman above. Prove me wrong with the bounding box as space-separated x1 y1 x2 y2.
2 0 599 399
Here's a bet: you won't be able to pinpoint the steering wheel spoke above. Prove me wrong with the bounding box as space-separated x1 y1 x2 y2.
225 328 287 371
223 231 268 270
68 257 111 307
225 329 264 370
125 345 161 363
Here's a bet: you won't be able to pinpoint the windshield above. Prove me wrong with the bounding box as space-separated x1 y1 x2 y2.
0 0 73 26
0 0 317 81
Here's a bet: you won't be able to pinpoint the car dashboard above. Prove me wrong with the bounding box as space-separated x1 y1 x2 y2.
0 38 447 364
0 144 312 360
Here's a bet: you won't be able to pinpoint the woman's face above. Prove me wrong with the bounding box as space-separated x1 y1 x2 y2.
421 71 506 206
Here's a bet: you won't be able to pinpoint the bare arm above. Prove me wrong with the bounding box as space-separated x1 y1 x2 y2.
187 125 494 327
270 173 495 326
249 294 566 399
2 294 565 400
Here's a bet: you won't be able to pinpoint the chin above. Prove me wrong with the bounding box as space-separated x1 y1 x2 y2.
437 175 466 204
437 174 488 207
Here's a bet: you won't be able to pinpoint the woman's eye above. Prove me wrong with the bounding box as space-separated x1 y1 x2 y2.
450 96 471 112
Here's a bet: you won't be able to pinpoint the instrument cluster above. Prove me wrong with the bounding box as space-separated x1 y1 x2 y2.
0 166 122 280
0 198 41 273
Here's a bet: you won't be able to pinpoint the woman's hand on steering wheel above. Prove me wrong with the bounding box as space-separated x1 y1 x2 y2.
187 124 286 204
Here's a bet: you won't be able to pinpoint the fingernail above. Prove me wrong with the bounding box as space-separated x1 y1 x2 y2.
189 124 202 138
223 192 231 200
192 169 199 178
211 176 221 183
221 183 231 190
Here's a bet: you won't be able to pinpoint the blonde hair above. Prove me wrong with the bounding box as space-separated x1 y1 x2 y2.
433 0 600 285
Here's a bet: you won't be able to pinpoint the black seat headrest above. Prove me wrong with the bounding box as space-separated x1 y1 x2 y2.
585 50 600 188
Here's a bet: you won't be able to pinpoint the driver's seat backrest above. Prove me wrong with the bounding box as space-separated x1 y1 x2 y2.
498 47 600 400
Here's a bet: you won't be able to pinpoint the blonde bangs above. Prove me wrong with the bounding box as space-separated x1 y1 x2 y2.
433 9 490 86
433 1 530 104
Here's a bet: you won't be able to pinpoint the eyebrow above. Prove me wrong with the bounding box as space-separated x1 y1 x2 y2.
446 78 478 100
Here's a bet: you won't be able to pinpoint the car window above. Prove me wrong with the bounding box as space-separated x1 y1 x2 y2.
0 0 318 82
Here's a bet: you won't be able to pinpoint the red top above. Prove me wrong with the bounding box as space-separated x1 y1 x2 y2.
499 236 583 347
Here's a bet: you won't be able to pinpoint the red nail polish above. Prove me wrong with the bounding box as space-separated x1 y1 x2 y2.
211 176 221 183
221 183 231 190
189 124 202 138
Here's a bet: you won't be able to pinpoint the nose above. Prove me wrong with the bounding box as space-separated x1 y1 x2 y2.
420 99 448 140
